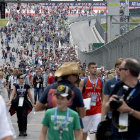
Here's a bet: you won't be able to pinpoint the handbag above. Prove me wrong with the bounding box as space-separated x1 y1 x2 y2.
11 93 19 105
9 93 19 116
96 116 113 140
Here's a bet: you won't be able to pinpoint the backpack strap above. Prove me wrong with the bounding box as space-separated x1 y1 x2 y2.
82 77 103 93
99 77 103 87
47 82 74 109
47 83 58 109
98 77 104 93
82 77 87 93
84 77 87 87
53 82 58 89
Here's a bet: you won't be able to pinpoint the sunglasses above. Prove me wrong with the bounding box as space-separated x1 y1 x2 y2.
119 68 128 71
72 74 79 77
20 77 25 79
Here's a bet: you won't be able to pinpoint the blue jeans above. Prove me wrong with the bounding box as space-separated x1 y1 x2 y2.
34 88 42 103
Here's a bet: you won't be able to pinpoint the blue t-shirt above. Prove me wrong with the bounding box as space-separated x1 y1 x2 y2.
110 81 140 138
103 77 119 95
39 80 84 112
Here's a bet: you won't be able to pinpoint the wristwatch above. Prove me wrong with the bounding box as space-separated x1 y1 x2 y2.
128 108 134 115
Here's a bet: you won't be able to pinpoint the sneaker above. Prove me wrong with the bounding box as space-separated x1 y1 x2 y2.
23 131 27 136
19 131 24 136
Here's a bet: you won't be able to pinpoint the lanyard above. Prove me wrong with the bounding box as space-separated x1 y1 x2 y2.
19 85 24 93
116 76 118 81
89 76 98 92
126 88 136 101
13 76 17 83
54 107 69 127
54 107 69 140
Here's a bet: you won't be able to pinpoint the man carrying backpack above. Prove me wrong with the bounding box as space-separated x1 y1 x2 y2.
35 62 85 119
79 62 103 140
40 85 82 140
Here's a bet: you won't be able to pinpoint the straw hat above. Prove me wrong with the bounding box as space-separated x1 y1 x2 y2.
55 62 80 77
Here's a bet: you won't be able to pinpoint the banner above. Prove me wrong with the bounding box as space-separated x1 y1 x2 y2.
121 1 140 7
44 2 140 7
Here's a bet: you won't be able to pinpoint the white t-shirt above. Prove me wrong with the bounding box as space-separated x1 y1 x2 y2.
8 75 19 89
0 95 16 139
0 78 6 89
20 45 24 51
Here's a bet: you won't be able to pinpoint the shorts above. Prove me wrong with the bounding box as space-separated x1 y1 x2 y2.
82 113 101 133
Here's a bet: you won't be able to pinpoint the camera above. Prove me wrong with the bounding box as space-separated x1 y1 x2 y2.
110 96 123 110
110 85 129 110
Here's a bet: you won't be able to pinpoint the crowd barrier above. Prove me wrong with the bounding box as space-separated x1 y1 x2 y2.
95 15 106 42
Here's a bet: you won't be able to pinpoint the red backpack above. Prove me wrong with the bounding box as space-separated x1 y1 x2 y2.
47 83 75 109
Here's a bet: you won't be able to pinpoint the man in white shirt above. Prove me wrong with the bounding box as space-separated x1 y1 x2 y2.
0 95 15 140
8 69 19 98
0 71 7 99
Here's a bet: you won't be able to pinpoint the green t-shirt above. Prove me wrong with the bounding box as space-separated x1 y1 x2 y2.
42 107 81 140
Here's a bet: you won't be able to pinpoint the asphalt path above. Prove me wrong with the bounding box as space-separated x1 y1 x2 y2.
4 89 95 140
0 17 98 140
70 19 98 52
3 89 45 140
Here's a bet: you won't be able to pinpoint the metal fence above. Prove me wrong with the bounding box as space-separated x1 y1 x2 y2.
95 15 106 41
78 25 140 70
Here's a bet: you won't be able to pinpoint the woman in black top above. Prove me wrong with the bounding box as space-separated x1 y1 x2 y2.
8 74 34 137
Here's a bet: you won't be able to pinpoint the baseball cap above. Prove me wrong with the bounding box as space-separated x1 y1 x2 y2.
55 85 72 97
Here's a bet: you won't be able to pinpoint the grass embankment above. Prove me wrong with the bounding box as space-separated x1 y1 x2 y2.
0 19 8 27
130 18 140 29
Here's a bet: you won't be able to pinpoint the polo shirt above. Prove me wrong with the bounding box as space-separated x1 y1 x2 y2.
104 77 119 95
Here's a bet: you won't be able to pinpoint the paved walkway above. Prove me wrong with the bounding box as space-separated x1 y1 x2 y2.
70 19 97 52
1 16 97 140
5 89 95 140
3 89 43 140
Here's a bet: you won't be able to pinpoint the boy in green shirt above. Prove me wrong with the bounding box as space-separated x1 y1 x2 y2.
40 85 82 140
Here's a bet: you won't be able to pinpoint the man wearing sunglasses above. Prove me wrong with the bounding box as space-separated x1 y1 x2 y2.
101 58 123 121
35 62 85 116
35 62 85 133
104 58 140 140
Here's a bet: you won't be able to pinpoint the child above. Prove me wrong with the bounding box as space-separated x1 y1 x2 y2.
40 85 82 140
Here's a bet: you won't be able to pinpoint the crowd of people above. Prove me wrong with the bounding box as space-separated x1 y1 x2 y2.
5 3 105 17
1 58 140 140
0 3 140 140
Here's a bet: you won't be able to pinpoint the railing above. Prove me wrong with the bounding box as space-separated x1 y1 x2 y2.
78 25 140 70
95 14 106 41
